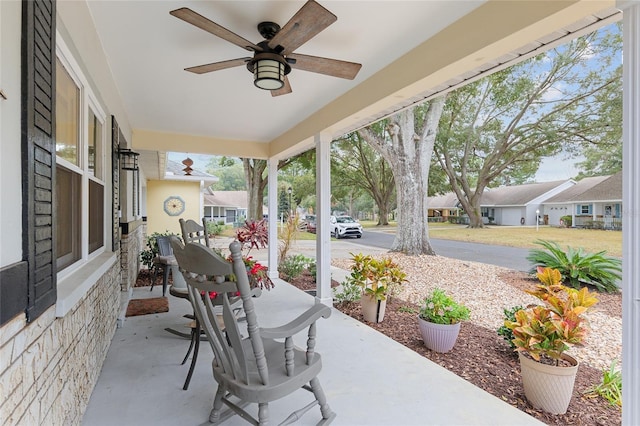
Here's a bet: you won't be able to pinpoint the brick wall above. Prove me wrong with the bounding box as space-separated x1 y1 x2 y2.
120 224 144 292
0 261 120 425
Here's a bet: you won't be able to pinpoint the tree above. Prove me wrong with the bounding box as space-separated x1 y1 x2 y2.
242 151 315 221
359 97 447 255
434 25 621 227
332 131 395 225
243 158 269 221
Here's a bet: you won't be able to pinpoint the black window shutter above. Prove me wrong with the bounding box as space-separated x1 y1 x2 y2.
22 0 57 322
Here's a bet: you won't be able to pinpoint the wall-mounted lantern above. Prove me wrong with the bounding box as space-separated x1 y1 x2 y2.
118 148 139 171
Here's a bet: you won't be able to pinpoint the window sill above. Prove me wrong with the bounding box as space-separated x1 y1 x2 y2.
56 252 117 318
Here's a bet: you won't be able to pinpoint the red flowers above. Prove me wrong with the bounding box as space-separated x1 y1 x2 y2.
200 290 241 300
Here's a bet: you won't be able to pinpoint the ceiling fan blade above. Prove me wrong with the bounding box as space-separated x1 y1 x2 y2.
170 8 261 52
185 58 251 74
268 0 336 55
287 53 361 80
271 76 292 97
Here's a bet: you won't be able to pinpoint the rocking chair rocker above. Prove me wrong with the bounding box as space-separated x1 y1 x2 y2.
170 237 335 425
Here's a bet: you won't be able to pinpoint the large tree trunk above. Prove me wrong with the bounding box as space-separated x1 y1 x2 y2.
360 96 447 255
243 159 267 221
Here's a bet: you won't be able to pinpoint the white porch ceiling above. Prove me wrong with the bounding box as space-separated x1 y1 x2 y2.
73 1 620 179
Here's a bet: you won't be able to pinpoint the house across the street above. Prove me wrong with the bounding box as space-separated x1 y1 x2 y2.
428 172 622 229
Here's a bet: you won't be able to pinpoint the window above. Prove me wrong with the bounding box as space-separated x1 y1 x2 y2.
55 44 107 273
578 204 592 215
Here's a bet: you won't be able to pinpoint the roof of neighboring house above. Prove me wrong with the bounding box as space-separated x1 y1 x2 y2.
428 192 461 209
164 159 218 182
481 180 568 206
203 190 248 209
545 172 622 203
428 179 574 209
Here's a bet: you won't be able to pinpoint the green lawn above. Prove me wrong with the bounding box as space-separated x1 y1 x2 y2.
224 220 622 257
428 224 622 257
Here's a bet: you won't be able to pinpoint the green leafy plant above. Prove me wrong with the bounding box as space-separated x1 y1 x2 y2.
419 288 470 325
346 253 407 301
279 254 314 282
584 360 622 408
205 220 226 238
527 239 621 293
559 215 572 227
398 306 418 314
139 231 180 271
497 305 524 349
333 279 362 304
504 267 599 364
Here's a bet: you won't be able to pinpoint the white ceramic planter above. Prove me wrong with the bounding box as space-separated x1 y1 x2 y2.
518 352 579 415
360 295 386 323
417 317 461 353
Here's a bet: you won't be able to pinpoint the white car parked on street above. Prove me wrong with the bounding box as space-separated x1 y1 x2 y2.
330 215 363 239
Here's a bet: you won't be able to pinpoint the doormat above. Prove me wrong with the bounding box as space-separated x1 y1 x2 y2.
125 297 169 317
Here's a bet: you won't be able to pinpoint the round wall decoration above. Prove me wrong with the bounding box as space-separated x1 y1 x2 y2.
163 196 185 216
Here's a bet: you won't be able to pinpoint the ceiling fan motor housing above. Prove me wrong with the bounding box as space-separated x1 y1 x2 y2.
247 39 292 90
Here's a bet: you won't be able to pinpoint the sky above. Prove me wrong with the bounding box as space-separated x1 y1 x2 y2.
534 155 581 182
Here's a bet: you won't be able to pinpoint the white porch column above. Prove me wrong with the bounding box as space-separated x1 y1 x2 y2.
267 159 279 279
620 1 640 424
315 133 333 306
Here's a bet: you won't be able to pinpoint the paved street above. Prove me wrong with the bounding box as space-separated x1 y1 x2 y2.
335 229 532 272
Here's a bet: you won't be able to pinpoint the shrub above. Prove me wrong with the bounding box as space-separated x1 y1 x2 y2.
333 279 362 304
279 254 313 281
560 215 572 227
527 239 621 293
497 305 524 349
206 220 225 238
236 219 269 251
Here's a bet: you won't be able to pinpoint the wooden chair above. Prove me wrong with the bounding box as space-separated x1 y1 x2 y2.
179 218 210 247
170 237 335 425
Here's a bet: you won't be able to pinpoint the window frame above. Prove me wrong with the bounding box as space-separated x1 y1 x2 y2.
55 34 108 280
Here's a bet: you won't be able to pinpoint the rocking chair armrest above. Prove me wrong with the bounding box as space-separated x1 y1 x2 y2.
259 304 332 339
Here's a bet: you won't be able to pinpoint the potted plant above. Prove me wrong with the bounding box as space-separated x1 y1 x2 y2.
345 253 406 323
504 266 599 414
417 288 470 353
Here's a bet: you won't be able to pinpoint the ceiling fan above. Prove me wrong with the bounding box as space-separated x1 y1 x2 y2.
170 0 362 96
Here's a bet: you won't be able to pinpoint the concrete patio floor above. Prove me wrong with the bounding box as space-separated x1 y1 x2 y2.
82 260 544 426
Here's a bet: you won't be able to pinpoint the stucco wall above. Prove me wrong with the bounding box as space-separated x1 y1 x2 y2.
146 180 202 236
0 261 120 425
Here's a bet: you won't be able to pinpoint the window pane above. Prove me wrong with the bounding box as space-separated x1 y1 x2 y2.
88 109 103 179
56 165 81 269
55 59 80 165
89 180 104 253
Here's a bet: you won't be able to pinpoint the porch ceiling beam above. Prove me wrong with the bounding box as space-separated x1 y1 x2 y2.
133 129 269 159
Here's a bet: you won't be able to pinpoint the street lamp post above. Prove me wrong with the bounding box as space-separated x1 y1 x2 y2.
536 209 540 232
288 187 292 218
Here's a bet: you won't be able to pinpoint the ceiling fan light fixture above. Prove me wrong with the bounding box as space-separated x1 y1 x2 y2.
250 53 291 91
